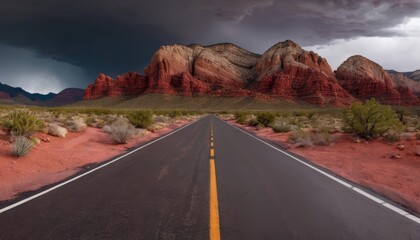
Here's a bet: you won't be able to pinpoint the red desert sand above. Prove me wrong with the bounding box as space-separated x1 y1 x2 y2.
0 119 191 202
231 121 420 215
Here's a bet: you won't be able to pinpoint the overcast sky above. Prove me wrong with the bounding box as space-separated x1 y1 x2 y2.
0 0 419 93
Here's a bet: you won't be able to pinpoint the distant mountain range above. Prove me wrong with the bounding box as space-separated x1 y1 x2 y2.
1 40 419 107
83 40 419 106
0 82 84 106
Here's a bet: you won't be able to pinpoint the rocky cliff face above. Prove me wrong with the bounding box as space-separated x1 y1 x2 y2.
83 41 419 106
336 56 418 105
143 43 259 96
84 72 148 100
405 70 420 81
388 71 420 97
252 40 354 106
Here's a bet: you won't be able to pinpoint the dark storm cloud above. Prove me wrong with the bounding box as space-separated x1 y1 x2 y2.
0 0 419 90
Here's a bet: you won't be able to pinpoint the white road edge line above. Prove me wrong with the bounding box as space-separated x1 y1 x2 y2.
0 117 202 214
224 120 420 225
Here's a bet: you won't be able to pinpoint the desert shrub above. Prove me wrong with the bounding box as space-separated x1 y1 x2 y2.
235 112 249 125
316 125 335 134
153 115 171 123
256 112 276 127
343 99 402 138
292 111 306 117
248 118 259 127
127 110 153 129
288 130 312 148
85 116 96 126
256 123 265 130
169 110 182 118
383 130 401 143
306 111 316 120
400 132 414 140
109 118 136 144
11 136 35 157
2 109 44 136
271 123 291 133
394 108 407 124
48 124 68 138
312 132 332 146
67 117 87 132
147 122 168 132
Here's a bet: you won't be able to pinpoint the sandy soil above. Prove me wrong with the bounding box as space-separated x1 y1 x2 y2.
0 119 192 201
230 120 420 214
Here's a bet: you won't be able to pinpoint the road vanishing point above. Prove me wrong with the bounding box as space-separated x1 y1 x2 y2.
0 115 419 239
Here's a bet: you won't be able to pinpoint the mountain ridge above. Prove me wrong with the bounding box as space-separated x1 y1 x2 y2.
84 40 419 106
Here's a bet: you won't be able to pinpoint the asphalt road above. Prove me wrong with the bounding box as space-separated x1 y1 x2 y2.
0 115 419 239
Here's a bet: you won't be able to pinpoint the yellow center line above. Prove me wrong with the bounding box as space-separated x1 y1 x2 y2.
210 158 221 240
209 120 221 240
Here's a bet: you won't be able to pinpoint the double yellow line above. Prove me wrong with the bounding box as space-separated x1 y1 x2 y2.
209 121 221 240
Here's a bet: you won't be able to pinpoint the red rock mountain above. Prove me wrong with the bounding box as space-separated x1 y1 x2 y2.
387 71 420 97
83 41 419 106
252 40 354 106
336 56 418 105
405 70 420 81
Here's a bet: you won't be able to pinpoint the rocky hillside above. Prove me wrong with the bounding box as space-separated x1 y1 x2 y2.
83 40 419 106
404 70 420 81
387 71 420 97
336 56 418 105
252 40 354 106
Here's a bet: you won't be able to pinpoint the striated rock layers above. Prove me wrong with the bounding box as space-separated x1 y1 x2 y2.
84 72 148 100
83 40 419 106
336 56 418 105
252 40 354 106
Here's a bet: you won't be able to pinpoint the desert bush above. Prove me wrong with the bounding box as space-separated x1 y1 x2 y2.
256 123 266 130
127 110 153 129
306 111 316 120
288 130 312 148
48 124 68 138
316 125 336 134
67 117 87 132
11 136 35 157
153 115 171 123
109 118 137 144
312 132 332 146
85 116 96 126
394 108 407 124
383 130 401 143
400 132 414 140
343 99 402 138
271 123 291 133
147 122 168 132
256 112 276 127
2 109 44 136
169 110 183 118
235 112 250 125
248 118 259 127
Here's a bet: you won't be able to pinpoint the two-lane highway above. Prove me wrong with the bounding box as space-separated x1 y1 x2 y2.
0 115 419 239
